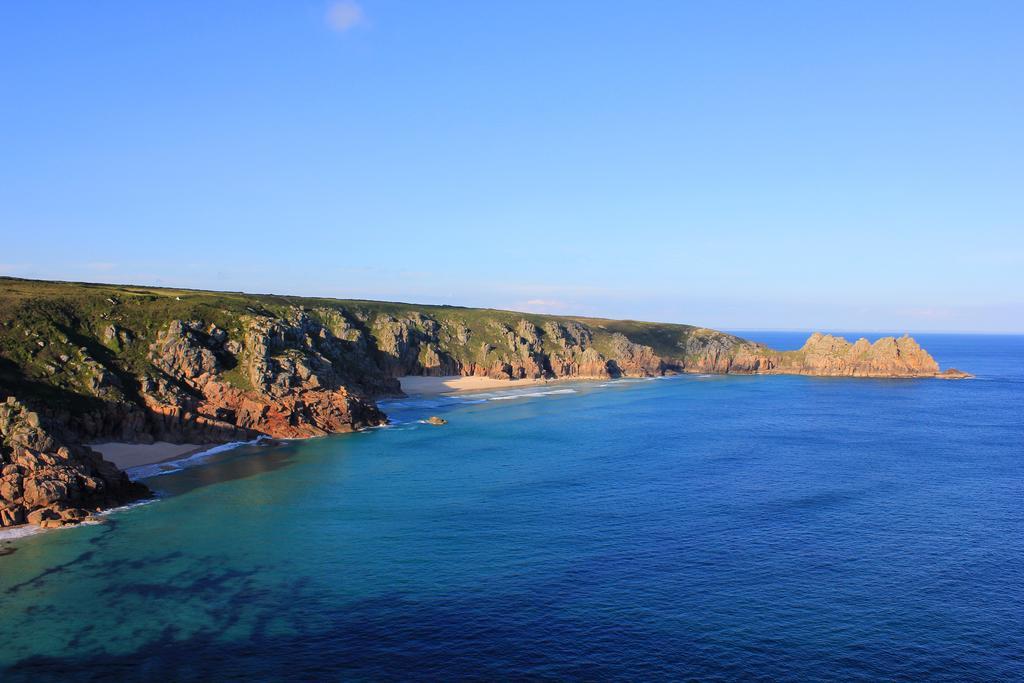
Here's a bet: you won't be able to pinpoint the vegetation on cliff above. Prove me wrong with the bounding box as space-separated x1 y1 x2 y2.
0 276 960 528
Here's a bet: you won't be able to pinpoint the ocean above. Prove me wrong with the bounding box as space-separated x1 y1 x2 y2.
1 332 1022 681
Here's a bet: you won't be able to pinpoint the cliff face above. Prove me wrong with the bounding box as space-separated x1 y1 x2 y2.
0 277 961 528
144 314 388 441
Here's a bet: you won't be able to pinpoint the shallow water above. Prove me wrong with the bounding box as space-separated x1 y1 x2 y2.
1 333 1022 681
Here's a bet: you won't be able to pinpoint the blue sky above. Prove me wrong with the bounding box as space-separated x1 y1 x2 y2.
2 1 1022 332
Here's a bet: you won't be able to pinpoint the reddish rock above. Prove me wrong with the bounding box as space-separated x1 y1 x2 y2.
1 398 148 529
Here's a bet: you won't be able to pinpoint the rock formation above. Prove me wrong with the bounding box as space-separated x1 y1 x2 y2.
768 333 943 377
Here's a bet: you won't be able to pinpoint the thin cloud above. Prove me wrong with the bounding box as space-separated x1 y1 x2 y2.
520 299 573 314
326 1 365 33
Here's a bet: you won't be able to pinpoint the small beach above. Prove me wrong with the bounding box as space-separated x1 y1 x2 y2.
398 375 570 395
89 441 208 469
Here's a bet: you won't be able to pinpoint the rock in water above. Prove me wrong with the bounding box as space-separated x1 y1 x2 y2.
425 416 448 426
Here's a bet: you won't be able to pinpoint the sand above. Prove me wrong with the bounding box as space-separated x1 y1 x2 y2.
398 375 569 395
89 441 207 469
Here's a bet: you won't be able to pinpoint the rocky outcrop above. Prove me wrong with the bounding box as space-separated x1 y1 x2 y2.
769 333 941 377
1 398 148 528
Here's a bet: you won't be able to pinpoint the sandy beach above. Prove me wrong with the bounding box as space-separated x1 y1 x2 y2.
89 441 208 469
398 375 567 396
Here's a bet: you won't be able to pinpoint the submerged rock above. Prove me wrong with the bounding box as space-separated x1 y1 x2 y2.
425 416 448 426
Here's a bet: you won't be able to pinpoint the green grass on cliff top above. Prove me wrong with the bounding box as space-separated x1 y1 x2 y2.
0 276 749 358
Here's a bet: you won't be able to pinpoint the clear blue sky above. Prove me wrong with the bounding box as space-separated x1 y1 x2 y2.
2 1 1022 332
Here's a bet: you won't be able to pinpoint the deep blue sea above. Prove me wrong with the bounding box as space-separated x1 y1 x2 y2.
1 332 1022 681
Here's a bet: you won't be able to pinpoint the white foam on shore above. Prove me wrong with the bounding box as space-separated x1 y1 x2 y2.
97 497 161 518
0 496 164 543
1 441 271 542
127 437 267 479
1 376 688 542
488 388 578 401
0 524 43 541
380 374 695 426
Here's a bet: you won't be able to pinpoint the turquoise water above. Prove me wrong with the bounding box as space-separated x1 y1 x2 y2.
1 333 1022 681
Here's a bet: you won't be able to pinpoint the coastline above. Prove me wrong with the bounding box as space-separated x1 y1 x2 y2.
398 375 582 396
3 363 966 539
89 441 210 469
1 439 259 541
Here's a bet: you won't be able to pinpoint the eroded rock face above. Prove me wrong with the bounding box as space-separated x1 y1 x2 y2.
771 333 941 377
0 398 149 528
607 334 663 377
652 328 771 374
370 314 460 377
143 313 390 440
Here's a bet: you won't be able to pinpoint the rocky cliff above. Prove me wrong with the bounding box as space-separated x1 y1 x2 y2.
0 277 965 529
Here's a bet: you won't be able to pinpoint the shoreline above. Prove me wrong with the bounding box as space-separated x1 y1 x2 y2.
1 439 261 542
5 369 963 543
89 441 210 470
398 375 581 396
123 438 267 479
394 369 966 397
